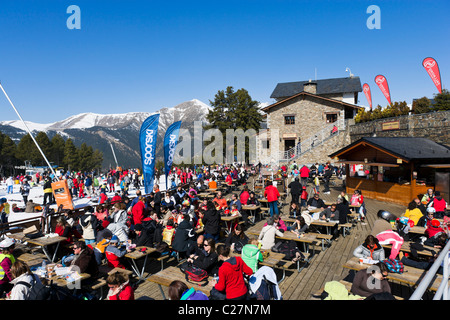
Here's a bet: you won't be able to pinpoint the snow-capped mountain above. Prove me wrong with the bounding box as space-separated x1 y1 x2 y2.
0 99 212 169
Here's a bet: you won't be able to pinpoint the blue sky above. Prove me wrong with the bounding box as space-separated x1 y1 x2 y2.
0 0 449 123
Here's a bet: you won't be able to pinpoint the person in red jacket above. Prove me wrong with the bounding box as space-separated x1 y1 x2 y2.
106 272 134 300
264 181 280 217
299 165 310 187
99 190 109 204
131 196 145 226
111 193 122 204
239 186 250 205
211 245 253 300
429 191 448 219
425 219 445 238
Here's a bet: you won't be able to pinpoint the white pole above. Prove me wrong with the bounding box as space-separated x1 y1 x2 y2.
0 82 57 178
109 142 119 167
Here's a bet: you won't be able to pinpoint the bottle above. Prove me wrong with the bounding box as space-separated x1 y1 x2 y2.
42 260 48 278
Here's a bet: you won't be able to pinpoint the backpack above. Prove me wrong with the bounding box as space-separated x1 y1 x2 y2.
383 258 404 274
249 275 279 300
16 277 75 300
248 266 282 300
271 240 303 261
178 261 209 286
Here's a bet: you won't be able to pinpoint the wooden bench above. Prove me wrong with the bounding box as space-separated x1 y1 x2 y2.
266 252 311 283
338 223 353 237
308 233 333 250
147 266 215 299
343 256 447 293
82 278 108 299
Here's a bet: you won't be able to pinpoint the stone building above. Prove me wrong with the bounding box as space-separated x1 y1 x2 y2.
257 76 363 164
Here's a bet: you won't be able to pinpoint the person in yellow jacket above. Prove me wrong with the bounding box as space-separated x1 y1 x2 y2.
0 198 9 224
403 201 424 226
43 177 53 206
0 237 16 297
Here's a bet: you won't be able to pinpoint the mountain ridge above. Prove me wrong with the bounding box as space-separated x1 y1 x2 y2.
0 99 212 169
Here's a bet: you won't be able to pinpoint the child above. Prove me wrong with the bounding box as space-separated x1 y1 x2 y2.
300 187 308 208
105 235 129 269
231 204 240 217
289 202 301 218
313 175 320 194
78 180 85 198
162 220 176 246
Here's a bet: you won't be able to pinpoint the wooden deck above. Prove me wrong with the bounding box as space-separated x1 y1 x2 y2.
131 177 424 300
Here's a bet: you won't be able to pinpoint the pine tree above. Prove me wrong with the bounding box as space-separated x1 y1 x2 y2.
78 143 94 172
90 149 104 171
16 134 35 164
412 97 432 114
1 134 18 166
35 131 53 166
50 134 66 166
433 89 450 111
205 86 262 162
63 138 79 171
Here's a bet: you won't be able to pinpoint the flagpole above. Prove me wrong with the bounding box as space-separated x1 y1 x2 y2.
0 82 57 178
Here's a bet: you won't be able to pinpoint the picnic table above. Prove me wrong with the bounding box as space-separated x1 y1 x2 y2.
248 229 319 255
393 225 426 235
221 214 242 235
125 246 157 282
46 271 91 290
147 266 214 299
343 256 447 293
241 204 261 224
9 232 67 263
197 192 210 200
382 241 437 258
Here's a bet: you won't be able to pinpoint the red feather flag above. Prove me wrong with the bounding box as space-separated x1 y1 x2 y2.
422 57 442 93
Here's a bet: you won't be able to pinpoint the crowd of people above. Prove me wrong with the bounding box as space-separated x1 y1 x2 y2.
0 159 448 301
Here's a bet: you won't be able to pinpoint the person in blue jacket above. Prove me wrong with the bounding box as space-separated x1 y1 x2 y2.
168 280 208 300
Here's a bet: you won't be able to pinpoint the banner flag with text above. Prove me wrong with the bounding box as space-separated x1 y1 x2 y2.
139 114 160 194
164 120 182 189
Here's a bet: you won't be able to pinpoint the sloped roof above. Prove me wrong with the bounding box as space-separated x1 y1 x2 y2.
261 90 363 113
329 137 450 161
270 76 362 99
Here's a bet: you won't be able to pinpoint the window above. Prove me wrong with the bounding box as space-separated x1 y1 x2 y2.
285 115 295 125
326 113 338 123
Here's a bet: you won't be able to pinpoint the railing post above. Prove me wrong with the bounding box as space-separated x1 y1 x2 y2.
410 239 450 300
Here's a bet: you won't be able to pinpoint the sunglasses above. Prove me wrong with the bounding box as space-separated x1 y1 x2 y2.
203 244 210 247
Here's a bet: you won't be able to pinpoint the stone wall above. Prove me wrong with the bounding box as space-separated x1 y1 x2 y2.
349 110 450 146
266 94 346 150
295 128 351 165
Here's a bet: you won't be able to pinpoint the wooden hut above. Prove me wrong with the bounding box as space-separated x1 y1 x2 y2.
329 137 450 206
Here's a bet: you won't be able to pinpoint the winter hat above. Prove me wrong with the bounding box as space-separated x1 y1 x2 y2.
110 235 120 243
134 224 143 231
0 198 7 203
398 216 409 226
0 237 16 249
427 207 436 213
431 219 440 228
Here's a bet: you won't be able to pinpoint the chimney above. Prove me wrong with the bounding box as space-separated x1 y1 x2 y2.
303 80 317 94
